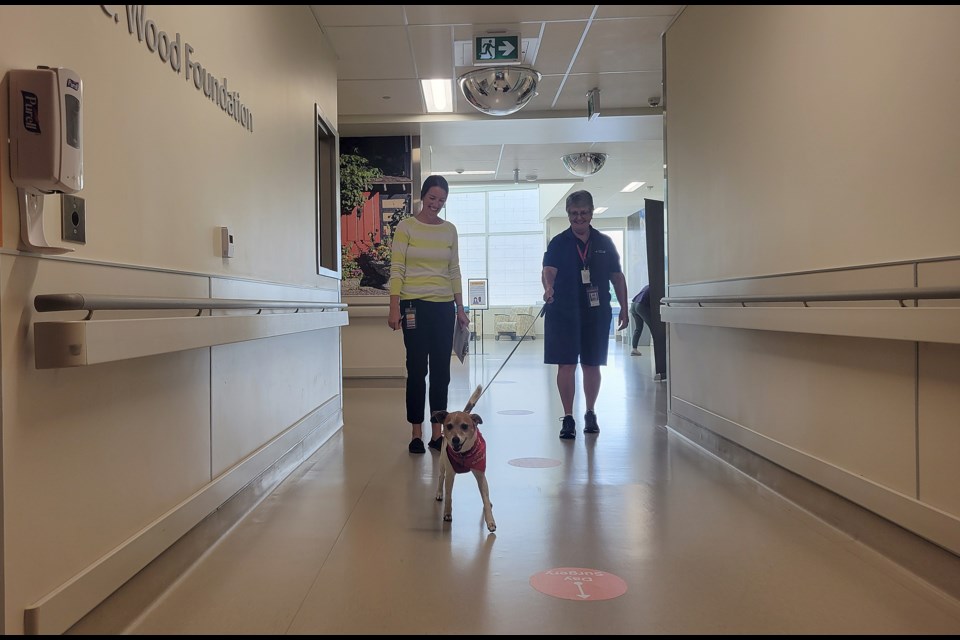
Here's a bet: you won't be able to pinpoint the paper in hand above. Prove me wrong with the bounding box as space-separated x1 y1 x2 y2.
452 318 470 363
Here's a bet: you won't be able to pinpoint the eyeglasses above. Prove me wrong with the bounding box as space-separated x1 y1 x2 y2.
567 210 592 219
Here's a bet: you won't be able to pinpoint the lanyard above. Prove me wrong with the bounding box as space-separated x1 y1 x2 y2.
576 241 591 268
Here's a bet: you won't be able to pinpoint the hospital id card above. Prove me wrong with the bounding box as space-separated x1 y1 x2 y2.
404 304 417 329
586 285 600 307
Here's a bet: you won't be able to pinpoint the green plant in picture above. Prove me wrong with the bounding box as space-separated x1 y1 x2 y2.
364 231 393 263
339 151 383 217
340 243 362 279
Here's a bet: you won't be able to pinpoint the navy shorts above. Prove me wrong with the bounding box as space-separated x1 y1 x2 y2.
543 304 612 366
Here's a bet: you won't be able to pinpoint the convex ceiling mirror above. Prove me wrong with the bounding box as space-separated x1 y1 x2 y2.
458 66 541 116
561 152 608 177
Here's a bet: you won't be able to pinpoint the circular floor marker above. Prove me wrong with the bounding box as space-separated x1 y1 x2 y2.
497 409 534 415
530 567 628 601
508 457 561 468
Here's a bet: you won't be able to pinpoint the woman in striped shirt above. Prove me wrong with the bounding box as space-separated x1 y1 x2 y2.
388 175 470 454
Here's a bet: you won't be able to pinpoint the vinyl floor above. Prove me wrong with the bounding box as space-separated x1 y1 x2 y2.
121 338 960 635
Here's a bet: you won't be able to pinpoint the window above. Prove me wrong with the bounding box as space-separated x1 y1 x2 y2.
604 228 625 302
315 104 339 276
444 186 544 306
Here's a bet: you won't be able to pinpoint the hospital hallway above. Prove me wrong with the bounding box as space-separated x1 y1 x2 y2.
72 339 960 635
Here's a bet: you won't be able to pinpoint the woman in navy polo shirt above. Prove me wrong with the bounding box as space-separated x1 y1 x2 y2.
541 190 629 440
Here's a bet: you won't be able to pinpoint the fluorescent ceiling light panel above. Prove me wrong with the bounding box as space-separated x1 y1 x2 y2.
621 181 646 192
434 170 496 176
593 207 608 214
421 79 453 113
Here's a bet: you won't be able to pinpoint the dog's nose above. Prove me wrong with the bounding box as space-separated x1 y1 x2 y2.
452 437 460 446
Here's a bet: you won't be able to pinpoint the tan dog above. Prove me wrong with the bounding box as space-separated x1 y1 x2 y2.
431 410 496 532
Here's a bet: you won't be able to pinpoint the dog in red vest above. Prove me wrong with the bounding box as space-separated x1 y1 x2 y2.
431 410 495 532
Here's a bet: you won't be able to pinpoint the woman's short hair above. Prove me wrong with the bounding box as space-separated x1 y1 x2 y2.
565 189 594 212
421 175 450 199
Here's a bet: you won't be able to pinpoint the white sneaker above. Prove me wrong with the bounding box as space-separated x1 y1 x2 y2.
630 348 641 356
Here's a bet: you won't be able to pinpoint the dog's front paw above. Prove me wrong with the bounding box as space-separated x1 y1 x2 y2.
435 493 443 502
443 513 452 522
486 519 497 532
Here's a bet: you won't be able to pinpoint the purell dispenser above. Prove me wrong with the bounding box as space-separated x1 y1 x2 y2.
8 67 83 253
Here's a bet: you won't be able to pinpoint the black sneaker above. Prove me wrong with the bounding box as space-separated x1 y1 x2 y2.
428 437 443 451
584 410 600 434
559 415 576 440
408 438 425 454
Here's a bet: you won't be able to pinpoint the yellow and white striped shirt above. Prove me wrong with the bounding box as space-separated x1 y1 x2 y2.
389 218 463 301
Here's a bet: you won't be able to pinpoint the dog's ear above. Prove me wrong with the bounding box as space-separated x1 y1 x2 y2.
431 410 448 424
470 413 483 425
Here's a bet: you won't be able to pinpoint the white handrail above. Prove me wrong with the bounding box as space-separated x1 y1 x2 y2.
32 293 349 369
662 285 960 307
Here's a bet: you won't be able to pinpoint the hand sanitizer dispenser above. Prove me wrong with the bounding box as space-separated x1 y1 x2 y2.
9 67 83 194
7 66 83 253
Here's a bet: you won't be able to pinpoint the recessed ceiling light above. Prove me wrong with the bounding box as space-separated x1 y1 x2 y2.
594 206 608 214
621 181 646 192
420 79 453 113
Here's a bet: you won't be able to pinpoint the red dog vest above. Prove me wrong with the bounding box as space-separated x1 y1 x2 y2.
445 429 487 473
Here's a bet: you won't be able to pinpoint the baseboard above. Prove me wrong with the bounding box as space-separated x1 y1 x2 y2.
343 366 405 378
29 400 343 636
343 376 406 388
667 410 960 603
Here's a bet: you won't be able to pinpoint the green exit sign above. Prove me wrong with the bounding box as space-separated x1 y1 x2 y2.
474 34 520 64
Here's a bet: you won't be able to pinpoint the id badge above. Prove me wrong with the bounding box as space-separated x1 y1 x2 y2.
586 285 600 307
404 304 417 329
581 268 591 284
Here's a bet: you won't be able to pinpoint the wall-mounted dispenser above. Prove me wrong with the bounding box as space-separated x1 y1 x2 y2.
220 226 235 258
8 66 83 254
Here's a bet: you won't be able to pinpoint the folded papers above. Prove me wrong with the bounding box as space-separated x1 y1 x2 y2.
453 319 470 363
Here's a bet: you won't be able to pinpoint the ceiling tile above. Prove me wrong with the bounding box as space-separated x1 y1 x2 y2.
534 22 590 76
594 5 685 19
572 17 675 74
323 26 417 79
402 6 597 25
310 5 408 26
409 25 456 78
338 79 424 115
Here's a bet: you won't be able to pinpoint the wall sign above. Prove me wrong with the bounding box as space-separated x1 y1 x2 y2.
101 5 254 132
473 34 520 64
468 278 488 310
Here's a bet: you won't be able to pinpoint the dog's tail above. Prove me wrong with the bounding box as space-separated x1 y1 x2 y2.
463 384 483 412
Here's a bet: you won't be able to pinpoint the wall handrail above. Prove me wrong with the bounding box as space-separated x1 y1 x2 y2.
31 294 350 369
35 293 346 318
662 285 960 307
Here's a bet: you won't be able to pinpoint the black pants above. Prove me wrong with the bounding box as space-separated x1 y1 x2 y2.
630 301 647 348
401 299 456 425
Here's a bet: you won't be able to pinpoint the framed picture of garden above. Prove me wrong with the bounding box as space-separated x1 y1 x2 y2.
339 136 413 295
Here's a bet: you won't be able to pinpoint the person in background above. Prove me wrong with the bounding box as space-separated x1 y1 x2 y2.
388 175 470 454
541 189 629 440
629 284 651 356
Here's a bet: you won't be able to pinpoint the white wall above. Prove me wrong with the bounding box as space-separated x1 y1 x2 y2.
0 6 342 633
664 6 960 555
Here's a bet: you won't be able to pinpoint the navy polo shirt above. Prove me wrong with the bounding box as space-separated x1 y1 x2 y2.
542 227 622 309
542 227 623 365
